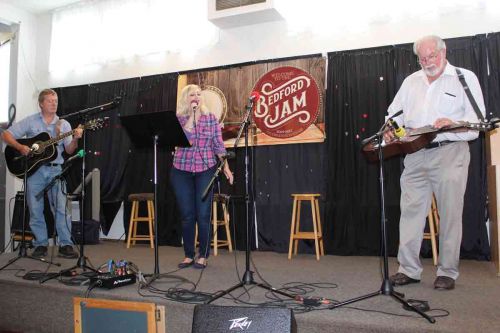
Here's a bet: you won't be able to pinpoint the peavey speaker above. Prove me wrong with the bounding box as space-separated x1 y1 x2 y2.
192 305 297 333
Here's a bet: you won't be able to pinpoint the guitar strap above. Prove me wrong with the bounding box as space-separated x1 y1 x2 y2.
455 68 485 122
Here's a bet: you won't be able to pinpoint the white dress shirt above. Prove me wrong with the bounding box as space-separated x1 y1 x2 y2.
387 62 486 142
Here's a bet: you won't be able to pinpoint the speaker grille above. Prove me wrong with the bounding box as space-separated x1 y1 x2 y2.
192 305 296 333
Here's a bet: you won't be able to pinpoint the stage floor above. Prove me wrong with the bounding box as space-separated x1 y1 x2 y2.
0 240 499 333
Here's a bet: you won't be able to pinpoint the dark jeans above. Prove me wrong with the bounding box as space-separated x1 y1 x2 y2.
170 166 215 259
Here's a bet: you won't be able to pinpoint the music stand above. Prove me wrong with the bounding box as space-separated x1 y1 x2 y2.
119 111 189 281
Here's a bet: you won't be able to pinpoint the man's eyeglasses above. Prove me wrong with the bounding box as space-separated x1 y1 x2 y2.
418 51 440 64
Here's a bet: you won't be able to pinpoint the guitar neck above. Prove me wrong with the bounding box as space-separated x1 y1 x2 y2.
39 128 80 149
409 121 490 136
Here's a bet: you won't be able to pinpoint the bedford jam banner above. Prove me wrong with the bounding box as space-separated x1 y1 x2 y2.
178 56 325 147
252 66 321 140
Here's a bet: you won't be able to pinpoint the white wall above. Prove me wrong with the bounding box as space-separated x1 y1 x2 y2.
2 0 500 242
0 2 43 246
35 1 500 88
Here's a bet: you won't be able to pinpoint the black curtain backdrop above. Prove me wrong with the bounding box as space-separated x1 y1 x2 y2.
51 32 500 258
326 33 498 260
56 73 180 245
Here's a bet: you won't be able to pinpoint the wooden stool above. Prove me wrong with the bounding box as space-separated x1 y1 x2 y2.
423 194 440 265
126 193 155 248
195 194 233 255
212 194 233 256
12 233 34 251
288 194 324 260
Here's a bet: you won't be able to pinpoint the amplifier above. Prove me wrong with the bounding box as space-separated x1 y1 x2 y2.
90 273 136 289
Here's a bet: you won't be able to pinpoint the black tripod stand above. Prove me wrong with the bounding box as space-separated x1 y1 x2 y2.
329 118 435 323
207 97 294 304
0 155 59 271
57 115 98 276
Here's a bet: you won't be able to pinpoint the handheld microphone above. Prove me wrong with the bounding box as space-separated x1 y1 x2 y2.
191 101 199 112
389 119 406 138
66 149 85 163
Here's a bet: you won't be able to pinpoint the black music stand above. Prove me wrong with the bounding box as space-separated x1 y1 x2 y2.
120 111 189 281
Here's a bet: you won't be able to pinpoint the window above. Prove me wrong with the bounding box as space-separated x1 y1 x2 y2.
0 39 10 125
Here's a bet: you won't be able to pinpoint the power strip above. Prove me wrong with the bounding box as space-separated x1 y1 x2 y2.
90 273 136 289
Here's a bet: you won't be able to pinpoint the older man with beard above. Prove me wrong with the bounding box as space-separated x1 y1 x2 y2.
384 35 485 290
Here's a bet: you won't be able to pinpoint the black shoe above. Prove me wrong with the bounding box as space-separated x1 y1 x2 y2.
390 272 420 286
434 276 455 290
177 258 194 269
193 258 208 269
58 245 78 259
32 246 48 258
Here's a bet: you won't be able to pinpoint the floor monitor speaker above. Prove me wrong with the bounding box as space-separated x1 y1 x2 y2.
192 304 297 333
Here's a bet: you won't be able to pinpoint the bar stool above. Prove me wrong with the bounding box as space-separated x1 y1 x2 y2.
126 193 155 249
195 194 233 255
423 194 440 265
288 193 324 260
212 194 233 256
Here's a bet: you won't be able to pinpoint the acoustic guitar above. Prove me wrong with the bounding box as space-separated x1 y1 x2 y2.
4 118 105 178
362 121 494 162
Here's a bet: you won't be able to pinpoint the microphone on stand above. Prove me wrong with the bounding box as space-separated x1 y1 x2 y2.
389 118 406 138
66 149 85 163
246 91 261 111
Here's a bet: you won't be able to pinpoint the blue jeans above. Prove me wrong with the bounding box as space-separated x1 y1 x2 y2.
26 165 73 247
170 167 215 259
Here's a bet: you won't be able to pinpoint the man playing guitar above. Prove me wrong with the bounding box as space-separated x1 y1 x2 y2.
2 89 82 259
384 35 486 291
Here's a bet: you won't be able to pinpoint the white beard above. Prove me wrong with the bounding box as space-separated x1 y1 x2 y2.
422 57 445 77
423 65 440 76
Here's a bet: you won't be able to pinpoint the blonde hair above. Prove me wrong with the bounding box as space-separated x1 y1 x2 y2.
38 89 57 105
176 84 208 116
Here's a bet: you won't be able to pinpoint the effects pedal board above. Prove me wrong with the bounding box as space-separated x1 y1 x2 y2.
90 273 136 289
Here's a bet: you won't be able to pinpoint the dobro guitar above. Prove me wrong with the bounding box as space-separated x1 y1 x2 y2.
4 118 104 178
362 120 497 162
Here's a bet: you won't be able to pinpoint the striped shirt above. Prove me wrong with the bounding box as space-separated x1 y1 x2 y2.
173 113 226 172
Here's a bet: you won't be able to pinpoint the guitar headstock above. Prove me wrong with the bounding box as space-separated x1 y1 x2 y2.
84 118 108 131
463 121 494 132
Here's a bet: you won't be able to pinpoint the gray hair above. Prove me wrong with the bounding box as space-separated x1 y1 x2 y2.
413 35 446 55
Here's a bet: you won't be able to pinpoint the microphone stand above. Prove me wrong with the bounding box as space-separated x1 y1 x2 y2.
329 121 435 323
0 155 60 272
43 99 119 281
207 99 294 303
59 113 97 276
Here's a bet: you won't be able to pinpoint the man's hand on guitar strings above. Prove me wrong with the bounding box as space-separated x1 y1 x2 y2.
383 128 395 143
433 117 454 129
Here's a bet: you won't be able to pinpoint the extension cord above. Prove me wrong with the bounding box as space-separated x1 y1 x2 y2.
90 273 136 289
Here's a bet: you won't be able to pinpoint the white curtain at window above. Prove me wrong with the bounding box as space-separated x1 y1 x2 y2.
49 0 218 72
0 40 10 124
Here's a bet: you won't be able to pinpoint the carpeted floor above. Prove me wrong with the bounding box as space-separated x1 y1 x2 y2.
0 240 499 332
